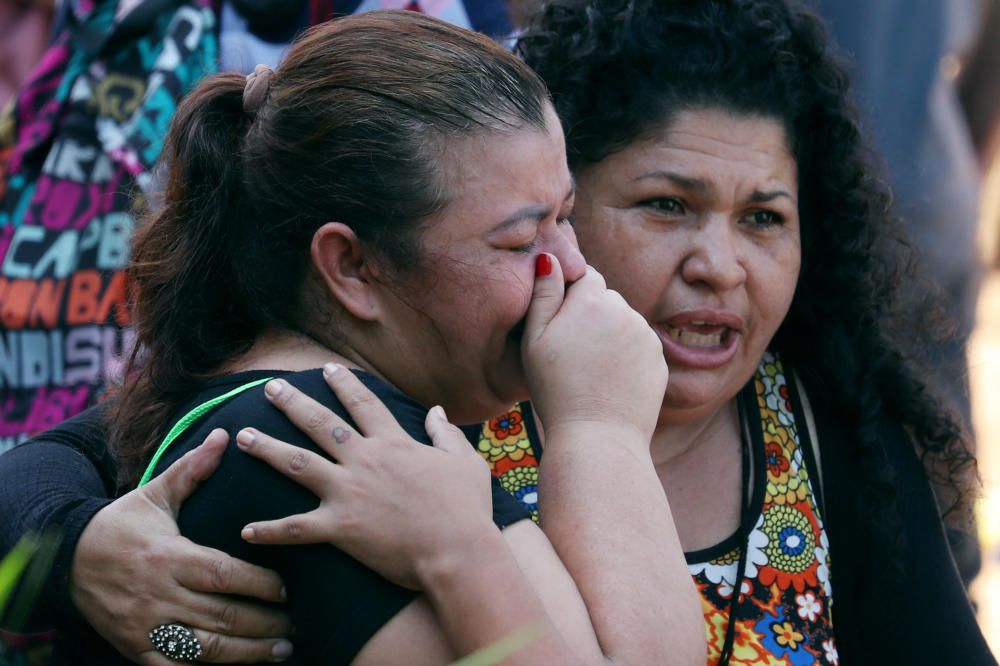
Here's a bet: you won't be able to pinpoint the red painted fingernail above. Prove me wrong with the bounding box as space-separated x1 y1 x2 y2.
535 253 553 277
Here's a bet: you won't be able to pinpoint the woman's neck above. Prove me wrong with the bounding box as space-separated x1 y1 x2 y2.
223 329 378 378
649 400 741 468
650 399 744 552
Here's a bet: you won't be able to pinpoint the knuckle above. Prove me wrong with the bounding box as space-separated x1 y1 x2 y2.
199 632 224 660
345 392 375 411
358 454 382 474
285 519 305 541
140 547 168 570
210 557 235 592
216 602 239 633
287 451 310 475
304 408 332 433
333 511 357 535
130 590 157 613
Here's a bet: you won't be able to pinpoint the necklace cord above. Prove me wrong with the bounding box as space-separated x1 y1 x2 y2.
718 393 754 665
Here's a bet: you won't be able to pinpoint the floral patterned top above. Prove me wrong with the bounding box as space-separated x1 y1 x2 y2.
474 352 837 666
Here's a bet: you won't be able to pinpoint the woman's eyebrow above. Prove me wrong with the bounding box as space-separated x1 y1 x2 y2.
631 171 795 205
632 170 708 192
493 204 551 232
492 181 577 231
748 189 795 203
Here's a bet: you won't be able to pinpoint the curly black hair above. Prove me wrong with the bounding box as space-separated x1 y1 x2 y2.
517 0 976 562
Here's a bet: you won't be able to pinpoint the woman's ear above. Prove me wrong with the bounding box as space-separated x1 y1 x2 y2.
311 222 381 321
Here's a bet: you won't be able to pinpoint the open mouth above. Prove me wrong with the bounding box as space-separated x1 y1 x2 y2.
656 310 744 369
661 322 733 348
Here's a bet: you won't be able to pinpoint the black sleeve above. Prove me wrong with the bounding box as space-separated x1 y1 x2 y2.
165 370 527 665
819 408 997 665
0 407 114 632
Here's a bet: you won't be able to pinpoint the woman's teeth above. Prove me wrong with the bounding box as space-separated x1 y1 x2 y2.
665 326 724 347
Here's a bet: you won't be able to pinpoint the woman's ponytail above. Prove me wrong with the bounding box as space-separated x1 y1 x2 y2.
113 74 259 488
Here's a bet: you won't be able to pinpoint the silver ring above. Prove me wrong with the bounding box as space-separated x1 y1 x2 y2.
149 623 203 662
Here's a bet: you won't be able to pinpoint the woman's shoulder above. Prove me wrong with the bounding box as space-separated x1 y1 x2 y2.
144 368 429 487
164 368 424 665
198 367 431 442
796 375 994 664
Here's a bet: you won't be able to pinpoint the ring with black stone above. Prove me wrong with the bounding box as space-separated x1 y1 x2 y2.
149 623 203 662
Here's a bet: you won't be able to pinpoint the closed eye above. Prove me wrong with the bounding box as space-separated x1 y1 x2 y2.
508 238 538 253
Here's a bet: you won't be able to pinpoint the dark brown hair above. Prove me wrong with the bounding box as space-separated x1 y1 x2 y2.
519 0 976 558
114 10 550 488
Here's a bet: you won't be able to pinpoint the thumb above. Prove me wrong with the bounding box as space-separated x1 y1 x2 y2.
424 405 467 454
523 252 566 344
143 428 229 515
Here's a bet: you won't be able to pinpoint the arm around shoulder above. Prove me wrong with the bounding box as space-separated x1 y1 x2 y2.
0 408 114 632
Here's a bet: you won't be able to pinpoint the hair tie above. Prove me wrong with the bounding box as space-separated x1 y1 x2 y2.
243 64 274 115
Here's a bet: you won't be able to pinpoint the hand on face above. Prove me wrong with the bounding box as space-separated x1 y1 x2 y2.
237 365 496 591
72 432 293 665
522 253 668 442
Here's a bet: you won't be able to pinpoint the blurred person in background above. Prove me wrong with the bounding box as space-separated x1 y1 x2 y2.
0 0 53 108
959 0 1000 266
0 3 219 663
811 0 1000 586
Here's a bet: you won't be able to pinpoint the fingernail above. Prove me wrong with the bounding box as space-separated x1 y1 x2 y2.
322 363 339 377
279 585 288 601
241 526 256 541
236 428 257 449
264 379 285 398
432 405 447 421
271 640 293 660
535 253 553 277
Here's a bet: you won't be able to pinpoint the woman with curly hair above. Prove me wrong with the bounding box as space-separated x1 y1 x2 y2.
1 1 994 665
503 1 989 663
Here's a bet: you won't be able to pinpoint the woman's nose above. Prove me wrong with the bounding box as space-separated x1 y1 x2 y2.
680 217 747 291
550 223 587 283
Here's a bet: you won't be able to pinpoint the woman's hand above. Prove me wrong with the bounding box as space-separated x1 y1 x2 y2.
520 254 706 665
235 365 497 590
237 367 585 665
522 253 668 440
72 431 294 665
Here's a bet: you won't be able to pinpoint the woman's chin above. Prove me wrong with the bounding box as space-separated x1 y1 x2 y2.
659 380 737 424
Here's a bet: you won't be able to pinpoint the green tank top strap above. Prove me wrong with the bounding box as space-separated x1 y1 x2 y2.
137 376 275 487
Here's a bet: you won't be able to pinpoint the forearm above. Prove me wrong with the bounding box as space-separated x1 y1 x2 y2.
0 441 112 631
538 423 704 665
418 526 580 665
